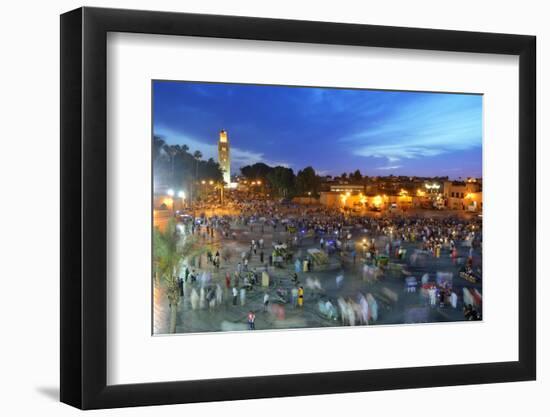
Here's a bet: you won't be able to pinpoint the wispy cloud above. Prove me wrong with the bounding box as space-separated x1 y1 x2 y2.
376 165 402 170
231 148 290 169
340 94 482 162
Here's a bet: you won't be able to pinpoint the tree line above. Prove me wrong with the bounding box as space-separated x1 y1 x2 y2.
154 135 223 191
240 162 322 198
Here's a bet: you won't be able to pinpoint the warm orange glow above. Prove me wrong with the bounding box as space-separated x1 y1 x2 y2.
373 195 383 207
340 193 349 205
417 189 426 197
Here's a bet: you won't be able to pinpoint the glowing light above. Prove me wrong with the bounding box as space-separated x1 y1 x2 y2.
178 191 185 199
201 180 206 185
209 180 214 185
167 189 174 197
373 195 383 207
340 193 349 205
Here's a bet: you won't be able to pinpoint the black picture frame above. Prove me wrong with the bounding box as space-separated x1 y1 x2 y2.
60 6 536 410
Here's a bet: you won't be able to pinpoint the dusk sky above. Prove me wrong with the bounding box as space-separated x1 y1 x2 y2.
153 81 482 179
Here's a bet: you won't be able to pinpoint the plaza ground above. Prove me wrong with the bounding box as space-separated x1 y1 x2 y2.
154 207 482 334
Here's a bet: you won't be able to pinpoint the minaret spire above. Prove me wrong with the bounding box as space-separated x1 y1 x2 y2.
218 129 231 186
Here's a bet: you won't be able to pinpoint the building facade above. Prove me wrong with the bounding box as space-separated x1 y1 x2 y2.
218 129 231 186
443 179 482 211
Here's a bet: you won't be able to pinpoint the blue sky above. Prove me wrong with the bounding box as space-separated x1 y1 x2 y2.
153 81 482 179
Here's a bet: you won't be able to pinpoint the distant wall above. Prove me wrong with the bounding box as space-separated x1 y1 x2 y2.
292 196 320 205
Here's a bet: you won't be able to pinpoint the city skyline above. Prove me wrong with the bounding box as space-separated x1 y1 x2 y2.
153 81 482 179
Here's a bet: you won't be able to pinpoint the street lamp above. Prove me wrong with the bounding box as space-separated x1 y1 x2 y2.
165 189 177 213
169 190 186 212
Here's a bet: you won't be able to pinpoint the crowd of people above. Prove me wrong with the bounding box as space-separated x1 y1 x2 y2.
171 196 482 330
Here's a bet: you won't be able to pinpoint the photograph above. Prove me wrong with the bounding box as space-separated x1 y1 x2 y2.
0 0 542 413
152 81 483 335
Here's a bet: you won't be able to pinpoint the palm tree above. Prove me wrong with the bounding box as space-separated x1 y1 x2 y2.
192 150 203 203
162 144 178 187
153 135 165 162
193 150 203 179
153 220 205 333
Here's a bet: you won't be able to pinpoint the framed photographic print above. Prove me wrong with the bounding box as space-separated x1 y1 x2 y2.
60 7 536 410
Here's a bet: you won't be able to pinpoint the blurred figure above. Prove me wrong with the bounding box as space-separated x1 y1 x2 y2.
216 284 223 305
263 292 270 312
298 286 304 307
190 288 199 310
421 273 430 285
232 287 238 306
337 297 348 325
291 286 299 307
405 276 417 293
199 287 206 309
305 277 322 296
247 311 256 330
318 299 338 321
346 298 357 326
428 286 437 307
450 291 458 309
366 293 378 322
357 293 369 325
295 259 301 273
240 287 246 306
272 303 286 320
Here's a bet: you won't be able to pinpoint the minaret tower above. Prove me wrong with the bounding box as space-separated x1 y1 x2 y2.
218 129 231 186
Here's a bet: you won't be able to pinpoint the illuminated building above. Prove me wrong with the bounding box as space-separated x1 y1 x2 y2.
218 129 231 186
